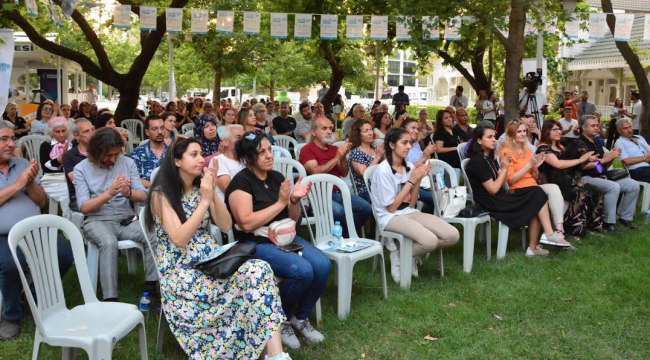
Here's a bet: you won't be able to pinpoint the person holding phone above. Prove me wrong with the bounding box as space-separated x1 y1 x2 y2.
225 131 329 351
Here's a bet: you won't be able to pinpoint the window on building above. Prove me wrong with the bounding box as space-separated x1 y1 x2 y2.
403 62 417 76
403 76 416 87
388 61 401 74
389 50 401 60
387 75 401 87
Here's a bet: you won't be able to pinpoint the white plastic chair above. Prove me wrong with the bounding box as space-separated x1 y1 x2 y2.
460 158 526 259
87 240 145 293
181 123 194 135
619 157 650 213
300 174 387 319
121 128 135 154
457 142 467 161
185 130 194 138
273 134 297 150
139 139 149 147
121 119 145 142
272 158 316 231
16 135 46 177
333 140 345 148
373 138 384 147
172 127 179 137
8 215 147 360
294 143 307 161
428 160 491 273
272 145 292 158
364 165 416 289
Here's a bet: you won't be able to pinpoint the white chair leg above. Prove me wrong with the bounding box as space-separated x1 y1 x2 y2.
90 340 113 360
62 347 78 360
336 258 353 320
462 223 477 273
137 322 148 360
642 184 650 211
156 308 166 353
379 254 388 300
496 222 509 260
485 222 492 261
438 249 444 278
86 242 100 293
372 254 380 274
31 336 42 360
399 239 413 289
315 298 323 327
126 249 137 275
521 228 527 253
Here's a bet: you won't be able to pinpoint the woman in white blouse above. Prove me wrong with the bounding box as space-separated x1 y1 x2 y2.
370 128 459 282
482 91 498 124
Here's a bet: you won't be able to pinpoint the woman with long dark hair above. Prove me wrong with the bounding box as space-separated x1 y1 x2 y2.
144 136 290 360
537 120 603 238
161 111 177 146
371 128 459 282
95 113 116 129
349 120 384 202
373 111 391 139
225 131 328 351
431 109 461 170
75 100 94 123
31 101 55 135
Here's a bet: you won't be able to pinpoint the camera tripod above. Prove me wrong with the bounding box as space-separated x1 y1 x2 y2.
521 91 542 129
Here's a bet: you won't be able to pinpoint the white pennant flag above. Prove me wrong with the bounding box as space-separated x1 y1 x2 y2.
565 19 580 40
113 5 131 29
346 15 363 40
422 16 439 40
396 16 411 41
589 13 607 40
216 10 234 33
166 8 183 34
61 0 77 18
0 29 15 113
614 14 634 42
320 14 337 40
243 12 261 35
270 13 288 38
26 0 38 17
370 15 388 40
140 6 157 31
294 14 312 39
191 9 208 35
645 15 650 43
445 16 461 41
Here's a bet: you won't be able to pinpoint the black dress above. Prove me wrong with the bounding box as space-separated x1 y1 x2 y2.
431 129 461 168
466 155 547 229
536 145 603 236
2 114 29 139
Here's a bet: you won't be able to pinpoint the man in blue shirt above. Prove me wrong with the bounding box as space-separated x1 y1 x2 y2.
127 115 167 188
392 85 410 114
0 123 73 340
615 119 650 183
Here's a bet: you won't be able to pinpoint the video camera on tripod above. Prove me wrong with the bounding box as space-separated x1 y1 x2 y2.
520 68 544 128
524 69 543 93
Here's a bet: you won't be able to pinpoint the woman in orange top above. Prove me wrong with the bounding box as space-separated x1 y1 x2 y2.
500 120 571 248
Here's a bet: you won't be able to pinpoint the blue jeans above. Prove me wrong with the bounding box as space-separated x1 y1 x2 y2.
332 191 372 237
249 236 330 320
0 235 74 321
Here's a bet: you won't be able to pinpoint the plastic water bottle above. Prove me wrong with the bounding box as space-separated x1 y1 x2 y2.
139 292 150 316
332 221 343 248
645 208 650 225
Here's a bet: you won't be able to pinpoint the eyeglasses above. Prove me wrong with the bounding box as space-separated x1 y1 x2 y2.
0 136 17 144
43 107 53 111
550 128 562 132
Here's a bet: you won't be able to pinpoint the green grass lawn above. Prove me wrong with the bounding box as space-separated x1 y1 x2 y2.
3 216 650 360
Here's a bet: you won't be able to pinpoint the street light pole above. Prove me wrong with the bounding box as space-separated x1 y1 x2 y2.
168 34 176 102
375 42 381 101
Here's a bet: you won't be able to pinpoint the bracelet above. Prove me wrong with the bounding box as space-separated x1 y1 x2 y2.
126 188 132 198
407 180 415 187
577 158 581 165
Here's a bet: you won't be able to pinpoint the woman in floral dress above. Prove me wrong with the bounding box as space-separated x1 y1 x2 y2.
144 136 290 360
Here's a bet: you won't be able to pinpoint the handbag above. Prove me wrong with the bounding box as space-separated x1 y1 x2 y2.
192 243 257 279
457 203 489 218
437 186 468 217
267 219 297 246
606 168 628 181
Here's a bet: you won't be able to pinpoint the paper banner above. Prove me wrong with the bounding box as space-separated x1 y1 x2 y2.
43 0 54 23
0 29 15 114
320 14 338 40
346 15 363 40
396 16 411 41
645 15 650 43
422 16 439 40
113 5 131 29
294 14 312 39
166 8 183 34
445 16 461 41
47 0 63 27
61 0 77 18
140 6 157 31
614 14 634 42
191 9 208 34
565 19 580 40
270 13 288 38
216 10 234 33
243 12 261 35
589 13 607 40
370 15 388 40
26 0 38 17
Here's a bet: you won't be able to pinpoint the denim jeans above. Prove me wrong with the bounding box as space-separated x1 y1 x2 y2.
248 236 330 320
0 235 74 321
332 191 372 237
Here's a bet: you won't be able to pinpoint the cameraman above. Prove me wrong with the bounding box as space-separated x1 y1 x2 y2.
518 72 546 128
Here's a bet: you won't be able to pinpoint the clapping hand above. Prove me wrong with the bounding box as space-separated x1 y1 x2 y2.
210 158 219 189
119 176 131 197
424 142 436 156
409 162 431 183
501 152 514 168
375 143 385 159
336 140 352 159
17 159 39 188
290 176 311 204
530 153 546 168
200 167 215 202
278 178 292 205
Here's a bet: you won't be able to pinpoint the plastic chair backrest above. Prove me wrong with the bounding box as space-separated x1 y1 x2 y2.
139 139 150 147
272 146 292 158
333 141 345 148
362 164 383 223
172 128 179 137
120 128 134 154
457 142 467 160
294 143 307 161
121 119 144 141
17 135 46 176
185 130 194 138
150 167 160 183
273 135 297 150
460 158 474 201
181 123 194 135
139 207 159 268
427 159 460 217
8 215 98 332
273 157 306 182
373 139 384 147
301 174 358 242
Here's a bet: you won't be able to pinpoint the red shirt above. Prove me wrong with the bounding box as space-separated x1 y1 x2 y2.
564 101 579 121
300 142 342 191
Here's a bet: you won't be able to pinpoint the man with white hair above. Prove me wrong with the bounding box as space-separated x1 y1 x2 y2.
212 125 245 202
299 117 371 236
342 104 365 139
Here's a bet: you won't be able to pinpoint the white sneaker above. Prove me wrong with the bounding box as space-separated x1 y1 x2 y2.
389 250 400 283
525 247 549 257
265 353 292 360
412 257 420 278
291 317 324 344
382 237 398 252
280 322 300 350
540 233 571 247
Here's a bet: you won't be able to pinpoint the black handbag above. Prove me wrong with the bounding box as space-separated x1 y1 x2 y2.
191 243 256 279
606 168 629 181
457 203 489 218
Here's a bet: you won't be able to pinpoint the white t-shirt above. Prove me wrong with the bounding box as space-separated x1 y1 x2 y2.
610 107 622 123
449 95 468 109
374 128 386 139
370 160 419 230
211 154 245 202
631 100 643 130
85 89 98 104
483 101 496 120
558 118 579 138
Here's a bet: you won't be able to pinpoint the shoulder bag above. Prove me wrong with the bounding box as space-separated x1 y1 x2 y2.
192 243 257 279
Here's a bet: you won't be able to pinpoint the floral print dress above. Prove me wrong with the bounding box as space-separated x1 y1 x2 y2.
154 188 285 359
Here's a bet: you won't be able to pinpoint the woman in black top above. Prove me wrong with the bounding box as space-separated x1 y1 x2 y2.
225 131 329 349
431 109 461 169
536 120 603 237
39 117 72 218
465 125 557 257
2 102 30 138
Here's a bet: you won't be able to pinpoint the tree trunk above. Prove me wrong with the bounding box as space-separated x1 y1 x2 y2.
601 0 650 139
319 41 344 115
270 79 275 101
498 0 527 123
114 83 141 125
213 69 222 106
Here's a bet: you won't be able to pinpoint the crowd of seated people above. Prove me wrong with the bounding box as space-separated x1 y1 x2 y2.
3 94 649 360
